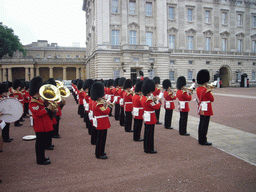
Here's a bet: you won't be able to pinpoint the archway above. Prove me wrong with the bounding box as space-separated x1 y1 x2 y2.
219 66 230 87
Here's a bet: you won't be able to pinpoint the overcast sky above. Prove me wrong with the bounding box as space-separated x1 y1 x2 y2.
0 0 86 47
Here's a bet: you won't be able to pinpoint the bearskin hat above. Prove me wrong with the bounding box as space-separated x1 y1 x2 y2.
118 77 126 87
7 81 12 88
153 76 160 84
142 79 155 96
90 82 104 101
13 79 22 90
197 69 210 85
29 76 43 96
143 77 149 82
77 80 84 90
177 76 186 90
163 79 172 90
114 78 120 87
25 81 29 90
47 78 56 86
123 79 132 89
20 81 25 89
83 79 94 90
0 83 8 94
135 80 143 93
107 79 114 87
139 70 144 76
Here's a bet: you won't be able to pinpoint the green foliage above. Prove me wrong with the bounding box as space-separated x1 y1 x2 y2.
0 23 26 59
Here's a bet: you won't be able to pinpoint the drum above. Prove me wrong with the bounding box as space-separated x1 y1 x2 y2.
0 98 24 123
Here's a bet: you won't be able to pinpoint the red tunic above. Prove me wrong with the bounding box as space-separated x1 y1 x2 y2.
123 90 133 112
92 100 111 130
29 97 53 132
84 94 90 112
176 90 191 112
10 90 24 104
132 94 144 119
23 90 31 104
113 87 120 104
118 89 125 107
79 91 86 105
196 86 214 116
153 87 161 97
108 87 114 102
140 96 161 124
163 91 176 110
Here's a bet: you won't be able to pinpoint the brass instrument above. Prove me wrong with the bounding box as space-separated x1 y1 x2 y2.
207 81 217 89
59 86 71 98
39 84 61 111
56 80 64 88
100 98 115 108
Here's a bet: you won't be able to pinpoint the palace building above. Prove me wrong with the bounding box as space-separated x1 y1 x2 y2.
0 40 86 82
83 0 256 87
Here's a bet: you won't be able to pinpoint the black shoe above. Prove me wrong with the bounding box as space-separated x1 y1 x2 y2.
46 146 54 150
14 123 23 127
181 133 190 136
126 130 134 132
24 115 29 118
139 139 144 141
145 150 157 154
38 160 51 165
3 139 11 143
96 155 108 159
9 138 13 141
20 119 25 122
45 157 50 160
165 127 173 129
53 135 60 138
109 114 113 117
0 150 3 152
0 179 2 183
200 142 212 146
51 145 54 148
156 122 162 125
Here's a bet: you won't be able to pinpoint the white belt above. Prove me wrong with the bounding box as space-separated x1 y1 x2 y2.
200 101 211 111
166 101 174 103
178 101 188 110
93 115 108 127
125 102 133 104
88 110 93 120
133 107 143 117
143 111 154 122
166 101 174 108
144 111 154 113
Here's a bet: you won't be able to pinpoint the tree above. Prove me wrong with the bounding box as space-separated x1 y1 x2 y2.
0 23 26 59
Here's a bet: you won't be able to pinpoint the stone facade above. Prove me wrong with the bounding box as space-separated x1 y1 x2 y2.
83 0 256 87
0 40 86 82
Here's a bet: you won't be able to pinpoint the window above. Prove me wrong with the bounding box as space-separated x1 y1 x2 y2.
129 31 137 45
205 10 210 23
149 59 154 64
253 41 256 53
146 32 153 46
237 0 243 5
76 55 79 58
114 58 120 62
253 16 256 28
188 71 193 81
57 55 61 58
111 0 118 13
206 61 211 65
47 55 52 58
66 55 71 58
222 12 227 25
129 0 136 15
238 62 242 65
169 35 175 49
145 2 152 16
188 9 193 22
149 69 154 79
237 14 243 26
222 38 227 51
188 60 193 65
205 37 211 51
169 7 175 20
111 30 119 45
170 60 175 65
188 36 193 50
252 70 256 81
113 69 120 79
238 39 242 52
133 58 139 62
36 54 40 58
169 71 175 81
253 62 256 66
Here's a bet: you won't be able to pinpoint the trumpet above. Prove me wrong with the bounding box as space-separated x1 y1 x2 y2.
100 98 115 108
207 81 217 89
182 87 194 95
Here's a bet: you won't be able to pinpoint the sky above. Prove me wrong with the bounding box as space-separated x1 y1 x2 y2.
0 0 86 47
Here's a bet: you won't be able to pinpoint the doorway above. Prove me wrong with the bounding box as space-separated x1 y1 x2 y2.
219 66 230 87
131 68 141 80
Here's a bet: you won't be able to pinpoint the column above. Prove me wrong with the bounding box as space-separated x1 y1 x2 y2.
30 67 34 80
0 68 2 82
76 67 80 79
8 68 12 81
2 68 7 82
36 67 40 76
63 67 67 80
25 68 29 81
49 67 53 78
81 67 86 80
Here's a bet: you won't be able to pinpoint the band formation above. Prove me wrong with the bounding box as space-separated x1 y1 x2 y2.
0 69 214 172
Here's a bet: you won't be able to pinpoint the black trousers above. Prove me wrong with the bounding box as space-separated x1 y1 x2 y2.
119 107 125 126
95 129 107 158
46 130 54 149
144 124 155 153
84 111 91 133
91 125 98 145
114 104 120 120
164 109 173 128
2 123 10 141
24 103 29 116
53 116 60 136
125 111 132 132
155 107 161 123
198 115 210 144
179 112 188 135
78 104 84 118
35 132 47 164
133 119 143 141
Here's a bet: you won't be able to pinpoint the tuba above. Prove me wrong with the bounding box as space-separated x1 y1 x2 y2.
55 80 64 88
58 86 71 98
39 84 61 111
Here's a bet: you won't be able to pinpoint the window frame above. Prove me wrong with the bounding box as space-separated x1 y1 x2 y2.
111 30 120 45
145 2 152 17
146 32 153 47
205 37 211 51
129 30 137 45
111 0 119 14
188 36 194 50
169 35 175 49
129 0 136 15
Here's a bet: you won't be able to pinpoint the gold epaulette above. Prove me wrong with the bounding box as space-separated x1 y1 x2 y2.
31 98 44 106
146 97 153 102
206 89 211 93
96 101 104 107
182 91 187 94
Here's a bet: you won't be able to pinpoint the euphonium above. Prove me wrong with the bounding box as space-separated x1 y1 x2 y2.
58 86 70 98
55 80 64 88
39 84 61 111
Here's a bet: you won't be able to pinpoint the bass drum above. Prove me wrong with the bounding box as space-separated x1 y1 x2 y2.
0 98 24 123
